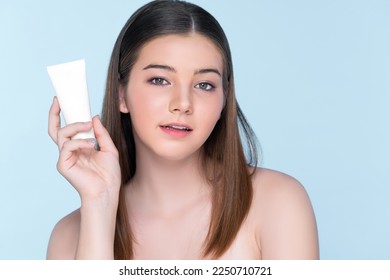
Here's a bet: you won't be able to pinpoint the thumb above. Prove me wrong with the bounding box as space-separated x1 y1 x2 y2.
92 115 118 155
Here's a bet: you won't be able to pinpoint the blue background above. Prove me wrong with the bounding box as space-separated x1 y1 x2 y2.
0 0 389 259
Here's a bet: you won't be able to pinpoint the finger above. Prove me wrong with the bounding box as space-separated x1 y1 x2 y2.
92 115 118 156
57 138 97 173
48 96 61 143
57 121 93 150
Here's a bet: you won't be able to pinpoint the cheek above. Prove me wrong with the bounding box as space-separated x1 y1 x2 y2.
126 93 148 133
127 87 163 120
197 96 224 130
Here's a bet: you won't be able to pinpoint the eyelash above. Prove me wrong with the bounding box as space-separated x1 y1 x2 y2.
195 82 215 91
148 77 170 86
148 77 215 92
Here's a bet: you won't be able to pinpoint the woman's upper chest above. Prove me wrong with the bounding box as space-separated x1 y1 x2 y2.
130 206 260 260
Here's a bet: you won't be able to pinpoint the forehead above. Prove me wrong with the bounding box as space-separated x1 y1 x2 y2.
134 33 223 71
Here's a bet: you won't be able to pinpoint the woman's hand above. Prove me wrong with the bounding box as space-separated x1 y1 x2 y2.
48 97 121 204
48 97 121 259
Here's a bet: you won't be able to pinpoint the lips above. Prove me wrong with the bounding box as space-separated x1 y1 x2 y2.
160 123 193 131
159 123 193 138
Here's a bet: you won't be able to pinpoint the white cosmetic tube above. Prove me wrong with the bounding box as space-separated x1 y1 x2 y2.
47 59 95 140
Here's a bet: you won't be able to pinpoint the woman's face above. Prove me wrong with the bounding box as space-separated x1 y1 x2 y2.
119 33 224 161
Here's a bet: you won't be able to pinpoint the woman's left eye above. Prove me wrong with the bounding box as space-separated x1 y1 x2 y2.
196 82 214 91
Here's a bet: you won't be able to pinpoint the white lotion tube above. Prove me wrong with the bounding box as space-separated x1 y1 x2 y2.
47 59 95 140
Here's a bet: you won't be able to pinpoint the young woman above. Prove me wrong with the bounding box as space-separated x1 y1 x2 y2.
47 0 319 259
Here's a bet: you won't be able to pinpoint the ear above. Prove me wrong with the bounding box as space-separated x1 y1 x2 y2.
118 84 129 113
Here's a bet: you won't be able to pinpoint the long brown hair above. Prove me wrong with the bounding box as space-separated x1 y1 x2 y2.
101 0 258 259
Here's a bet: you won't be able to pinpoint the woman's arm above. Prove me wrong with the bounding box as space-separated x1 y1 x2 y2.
47 97 121 259
253 168 319 259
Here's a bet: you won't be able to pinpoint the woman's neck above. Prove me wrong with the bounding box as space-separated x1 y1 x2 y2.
126 150 210 217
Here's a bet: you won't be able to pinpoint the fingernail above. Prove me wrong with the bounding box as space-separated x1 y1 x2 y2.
87 138 97 146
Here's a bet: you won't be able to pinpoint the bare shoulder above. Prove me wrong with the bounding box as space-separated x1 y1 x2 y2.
249 168 319 259
46 209 80 260
251 168 310 204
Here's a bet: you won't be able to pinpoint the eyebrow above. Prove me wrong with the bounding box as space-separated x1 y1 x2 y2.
194 68 221 77
143 64 176 72
143 64 221 77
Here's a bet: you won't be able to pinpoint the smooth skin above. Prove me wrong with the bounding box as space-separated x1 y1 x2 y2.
47 33 319 260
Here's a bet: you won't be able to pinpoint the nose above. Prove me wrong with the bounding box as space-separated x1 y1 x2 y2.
168 85 193 115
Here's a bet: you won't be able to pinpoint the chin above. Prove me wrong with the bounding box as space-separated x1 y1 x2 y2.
151 145 202 162
135 136 204 163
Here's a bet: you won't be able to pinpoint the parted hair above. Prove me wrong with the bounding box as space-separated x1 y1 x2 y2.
101 0 258 259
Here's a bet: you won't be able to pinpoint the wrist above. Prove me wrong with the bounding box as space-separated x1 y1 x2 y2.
79 188 120 209
80 196 119 216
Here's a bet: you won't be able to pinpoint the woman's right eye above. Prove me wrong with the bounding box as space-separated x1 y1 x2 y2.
149 77 170 86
